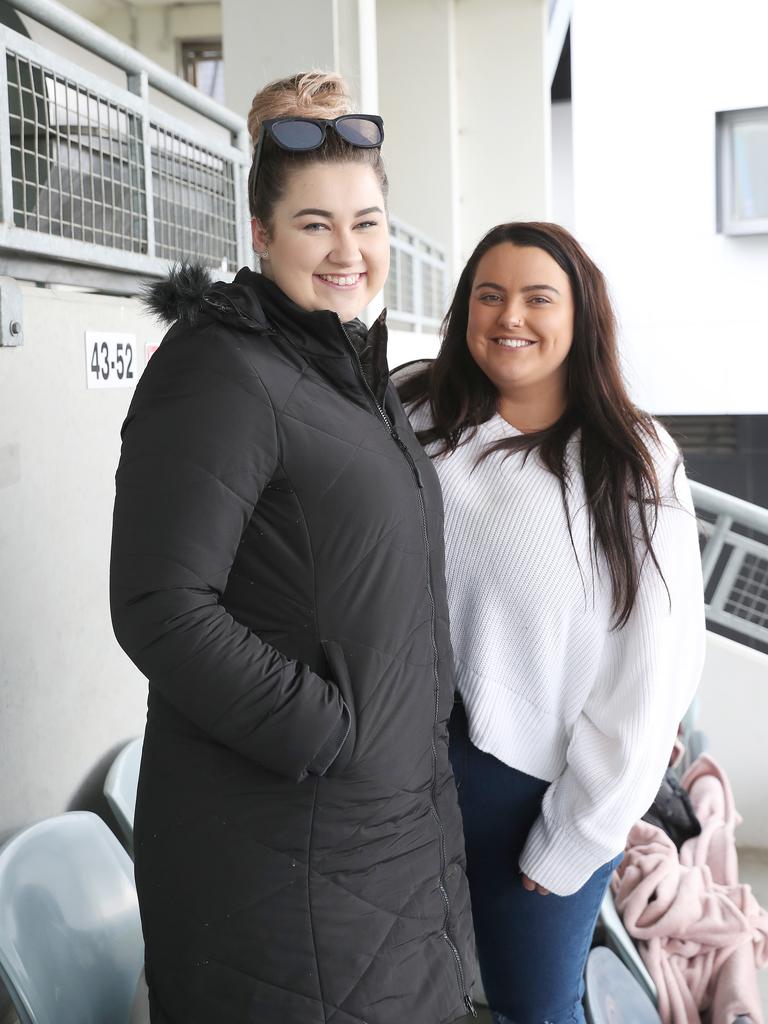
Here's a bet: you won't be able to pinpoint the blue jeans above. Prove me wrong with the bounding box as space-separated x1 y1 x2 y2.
449 703 621 1024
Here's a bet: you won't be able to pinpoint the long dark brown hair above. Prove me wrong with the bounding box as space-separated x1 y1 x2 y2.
398 222 674 628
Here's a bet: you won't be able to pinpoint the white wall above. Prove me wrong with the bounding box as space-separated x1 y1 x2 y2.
388 328 440 370
697 632 768 849
570 0 768 415
0 288 158 838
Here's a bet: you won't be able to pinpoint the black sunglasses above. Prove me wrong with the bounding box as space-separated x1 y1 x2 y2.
249 114 384 210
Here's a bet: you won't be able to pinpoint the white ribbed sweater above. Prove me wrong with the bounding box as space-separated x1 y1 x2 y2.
407 403 706 896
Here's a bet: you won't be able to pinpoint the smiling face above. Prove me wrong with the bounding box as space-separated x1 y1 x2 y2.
466 242 575 424
251 161 390 321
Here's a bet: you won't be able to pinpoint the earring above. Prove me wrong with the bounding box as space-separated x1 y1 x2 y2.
259 248 270 260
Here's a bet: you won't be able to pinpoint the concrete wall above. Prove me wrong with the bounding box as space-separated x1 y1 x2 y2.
0 287 158 839
698 632 768 850
570 0 768 416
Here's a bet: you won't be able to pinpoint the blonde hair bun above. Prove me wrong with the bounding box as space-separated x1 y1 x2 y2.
247 71 353 147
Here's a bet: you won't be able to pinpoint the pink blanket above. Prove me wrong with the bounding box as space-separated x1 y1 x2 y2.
612 754 768 1024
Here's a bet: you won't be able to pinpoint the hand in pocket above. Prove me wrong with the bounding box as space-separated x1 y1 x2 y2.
321 640 357 776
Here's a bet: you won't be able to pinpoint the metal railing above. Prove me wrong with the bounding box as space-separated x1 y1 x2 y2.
385 216 449 334
691 480 768 651
0 2 250 292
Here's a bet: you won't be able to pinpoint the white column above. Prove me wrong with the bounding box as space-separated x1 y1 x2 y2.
221 0 375 124
454 0 551 261
377 0 460 276
356 0 380 112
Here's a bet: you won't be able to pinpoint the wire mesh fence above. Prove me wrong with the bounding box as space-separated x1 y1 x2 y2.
725 552 768 629
385 218 448 333
151 123 237 269
7 49 147 250
1 28 248 275
693 481 768 654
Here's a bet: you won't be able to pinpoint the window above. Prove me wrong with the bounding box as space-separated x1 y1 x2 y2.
716 107 768 235
180 39 224 106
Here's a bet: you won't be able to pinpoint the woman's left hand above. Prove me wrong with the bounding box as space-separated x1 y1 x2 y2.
521 873 550 896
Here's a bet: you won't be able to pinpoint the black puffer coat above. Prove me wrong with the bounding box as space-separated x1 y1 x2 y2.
110 267 476 1024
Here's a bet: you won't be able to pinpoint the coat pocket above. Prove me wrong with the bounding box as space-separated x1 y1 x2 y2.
321 640 357 776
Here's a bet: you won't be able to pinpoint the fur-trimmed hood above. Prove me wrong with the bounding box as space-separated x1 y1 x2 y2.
142 262 214 324
141 266 388 394
142 262 271 332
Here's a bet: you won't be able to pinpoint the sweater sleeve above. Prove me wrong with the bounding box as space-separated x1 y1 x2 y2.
110 323 349 783
519 434 706 895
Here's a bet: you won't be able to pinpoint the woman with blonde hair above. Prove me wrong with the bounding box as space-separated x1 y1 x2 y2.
111 71 475 1024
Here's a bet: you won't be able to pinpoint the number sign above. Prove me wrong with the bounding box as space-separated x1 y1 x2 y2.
85 332 140 389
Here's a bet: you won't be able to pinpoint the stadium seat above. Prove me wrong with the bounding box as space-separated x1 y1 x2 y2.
0 812 144 1024
585 946 661 1024
598 888 657 1004
103 737 143 854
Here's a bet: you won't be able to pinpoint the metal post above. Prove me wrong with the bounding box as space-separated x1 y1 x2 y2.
700 514 733 589
0 35 15 227
234 126 251 271
412 246 423 333
127 71 155 260
707 544 744 621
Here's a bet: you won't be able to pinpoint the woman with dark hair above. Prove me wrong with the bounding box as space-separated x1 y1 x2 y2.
110 71 475 1024
397 222 705 1024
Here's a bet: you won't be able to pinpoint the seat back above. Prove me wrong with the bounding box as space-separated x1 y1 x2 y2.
0 812 143 1024
585 947 661 1024
103 738 143 853
599 888 657 1004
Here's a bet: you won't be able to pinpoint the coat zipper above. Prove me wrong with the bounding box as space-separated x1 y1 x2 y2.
336 317 476 1018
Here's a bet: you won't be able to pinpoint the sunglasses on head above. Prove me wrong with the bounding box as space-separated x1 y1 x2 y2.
249 114 384 211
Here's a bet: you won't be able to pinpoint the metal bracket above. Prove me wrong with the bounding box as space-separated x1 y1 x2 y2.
0 277 23 346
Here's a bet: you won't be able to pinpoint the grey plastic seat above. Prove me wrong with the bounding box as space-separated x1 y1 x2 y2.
677 695 709 774
103 737 143 853
598 887 657 1004
0 811 144 1024
585 946 661 1024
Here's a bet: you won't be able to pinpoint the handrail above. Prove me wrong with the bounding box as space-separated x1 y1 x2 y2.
690 480 768 652
7 0 246 139
0 24 251 286
690 480 768 534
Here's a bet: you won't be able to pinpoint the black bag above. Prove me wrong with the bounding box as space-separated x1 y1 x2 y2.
642 768 701 849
